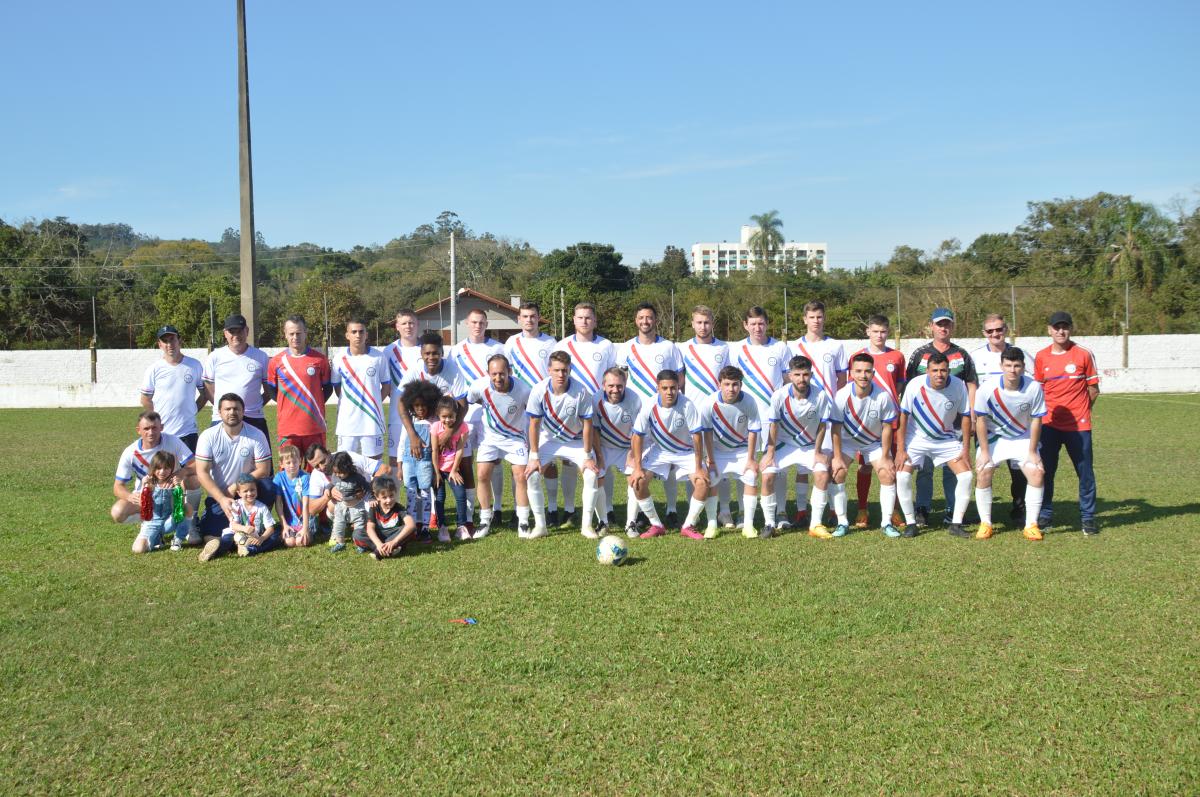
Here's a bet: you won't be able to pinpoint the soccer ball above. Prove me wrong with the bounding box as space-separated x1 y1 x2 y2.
596 534 628 566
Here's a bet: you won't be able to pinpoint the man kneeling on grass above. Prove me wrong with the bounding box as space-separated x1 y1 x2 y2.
111 411 201 545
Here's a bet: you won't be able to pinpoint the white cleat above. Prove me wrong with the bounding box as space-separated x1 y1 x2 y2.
717 511 735 529
527 525 549 539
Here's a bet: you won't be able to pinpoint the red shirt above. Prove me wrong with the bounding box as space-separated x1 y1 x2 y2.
1034 342 1099 431
856 346 907 404
266 348 331 438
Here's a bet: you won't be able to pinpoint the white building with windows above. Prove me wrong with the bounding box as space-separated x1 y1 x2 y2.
691 226 826 279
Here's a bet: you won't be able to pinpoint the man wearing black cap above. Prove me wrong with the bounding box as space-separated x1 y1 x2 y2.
203 314 272 442
905 308 978 527
1034 311 1100 535
139 325 206 452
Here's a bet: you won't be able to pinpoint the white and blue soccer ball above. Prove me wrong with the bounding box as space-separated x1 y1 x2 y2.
596 534 628 566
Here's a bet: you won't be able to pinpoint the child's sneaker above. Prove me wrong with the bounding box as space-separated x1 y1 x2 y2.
237 543 250 557
198 538 220 562
186 527 201 546
170 537 184 552
416 526 433 544
329 539 347 553
473 523 492 540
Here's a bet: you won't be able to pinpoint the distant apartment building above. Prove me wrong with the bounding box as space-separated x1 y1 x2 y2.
691 226 827 278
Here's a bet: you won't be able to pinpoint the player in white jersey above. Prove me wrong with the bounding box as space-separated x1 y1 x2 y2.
617 302 685 524
391 331 467 459
331 318 391 457
699 366 761 539
629 370 711 540
451 308 507 523
827 353 900 538
761 356 836 538
524 351 600 539
969 312 1035 525
504 301 558 526
384 308 422 391
140 325 206 449
551 302 615 524
110 411 198 530
733 305 792 527
203 313 271 440
593 366 641 538
788 301 848 528
972 347 1047 541
678 304 737 527
466 355 532 538
895 351 973 539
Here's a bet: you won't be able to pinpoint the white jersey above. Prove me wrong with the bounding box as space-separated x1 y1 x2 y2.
677 337 731 398
115 433 194 491
970 343 1035 384
384 340 422 388
732 337 790 416
505 333 557 388
616 336 683 407
633 395 705 456
195 423 272 493
451 337 506 386
139 356 203 437
593 388 642 451
831 383 898 447
203 345 269 420
526 377 594 444
768 384 834 451
701 391 761 453
553 334 616 394
331 347 390 437
900 374 970 444
790 335 848 403
466 376 531 444
973 374 1046 443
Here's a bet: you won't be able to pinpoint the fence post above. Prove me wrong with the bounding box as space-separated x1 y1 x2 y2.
1010 284 1017 343
783 287 788 340
894 285 901 348
1123 282 1129 367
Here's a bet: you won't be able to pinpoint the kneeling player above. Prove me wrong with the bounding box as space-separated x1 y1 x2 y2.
593 367 642 538
629 370 711 539
466 354 532 538
829 353 900 537
895 352 973 538
700 366 761 539
973 347 1047 540
761 356 835 538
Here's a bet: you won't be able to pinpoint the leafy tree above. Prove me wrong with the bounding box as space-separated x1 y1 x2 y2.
287 277 365 351
965 232 1028 276
747 210 784 269
149 274 239 348
636 246 691 289
0 218 89 347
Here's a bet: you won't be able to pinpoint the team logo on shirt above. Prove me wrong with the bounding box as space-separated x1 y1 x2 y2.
506 405 517 418
1019 402 1030 411
620 412 631 423
184 373 193 383
539 350 549 361
592 352 603 362
887 363 895 372
239 446 251 457
245 362 258 372
366 366 377 377
654 354 665 364
823 353 834 363
940 399 952 411
668 414 684 431
767 357 778 366
867 409 879 419
307 366 317 376
1065 363 1077 373
714 353 726 364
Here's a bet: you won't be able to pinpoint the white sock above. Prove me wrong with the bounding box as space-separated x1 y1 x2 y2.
741 494 758 529
465 488 476 518
560 466 578 512
480 507 494 527
975 486 993 525
665 471 678 514
638 497 663 527
545 476 558 513
897 471 916 524
953 471 972 523
762 492 777 527
880 484 897 527
795 474 809 511
527 471 547 529
592 477 609 525
718 479 731 516
626 485 639 527
684 497 705 528
810 487 828 529
704 495 718 529
491 468 503 512
581 470 598 532
1025 485 1044 527
516 505 531 526
830 482 849 525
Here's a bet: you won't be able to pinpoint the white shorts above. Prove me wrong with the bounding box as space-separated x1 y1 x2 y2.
599 444 633 476
838 439 886 466
475 436 529 466
643 448 699 480
978 437 1036 468
764 444 822 475
339 434 384 458
536 437 592 470
905 436 963 468
711 450 757 486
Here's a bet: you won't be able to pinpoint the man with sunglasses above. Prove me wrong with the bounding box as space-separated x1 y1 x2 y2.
905 308 977 528
970 313 1035 524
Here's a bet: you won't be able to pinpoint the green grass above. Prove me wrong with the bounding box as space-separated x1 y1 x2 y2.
1 396 1197 795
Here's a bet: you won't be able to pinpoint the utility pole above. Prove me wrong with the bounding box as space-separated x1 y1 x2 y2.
449 232 457 346
236 0 258 342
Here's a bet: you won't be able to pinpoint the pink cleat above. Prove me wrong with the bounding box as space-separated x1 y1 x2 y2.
679 526 704 540
639 525 666 539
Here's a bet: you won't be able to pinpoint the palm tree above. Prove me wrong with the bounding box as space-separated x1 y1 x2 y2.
747 210 784 269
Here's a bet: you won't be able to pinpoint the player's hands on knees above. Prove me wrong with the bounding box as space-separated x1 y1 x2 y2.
831 459 848 482
975 455 992 475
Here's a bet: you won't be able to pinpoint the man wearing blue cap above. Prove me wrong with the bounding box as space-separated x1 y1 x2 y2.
905 308 978 527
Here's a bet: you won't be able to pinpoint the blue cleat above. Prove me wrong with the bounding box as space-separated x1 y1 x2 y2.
831 523 849 538
882 524 901 538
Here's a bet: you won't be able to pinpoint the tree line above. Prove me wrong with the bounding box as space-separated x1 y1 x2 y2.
1 193 1198 350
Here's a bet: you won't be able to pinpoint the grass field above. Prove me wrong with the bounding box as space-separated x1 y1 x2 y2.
1 396 1197 795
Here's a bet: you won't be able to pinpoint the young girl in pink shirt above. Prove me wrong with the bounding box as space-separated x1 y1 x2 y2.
431 396 471 542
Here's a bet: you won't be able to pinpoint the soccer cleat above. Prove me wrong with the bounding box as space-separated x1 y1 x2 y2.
581 526 599 540
198 538 221 562
975 522 994 540
517 523 531 539
741 525 758 539
808 525 833 539
703 526 720 540
1082 520 1100 537
717 511 735 529
793 509 810 528
456 525 472 542
639 525 666 539
527 525 549 539
329 541 347 553
776 518 793 531
436 527 451 543
1023 523 1043 541
914 508 929 529
759 524 776 540
882 524 901 538
625 523 640 539
948 523 971 539
170 537 184 552
664 511 679 528
595 521 610 537
831 523 849 538
853 509 870 529
473 523 492 540
680 526 704 540
901 524 919 538
557 510 578 529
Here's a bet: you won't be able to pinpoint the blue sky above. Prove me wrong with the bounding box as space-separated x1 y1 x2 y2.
2 0 1197 268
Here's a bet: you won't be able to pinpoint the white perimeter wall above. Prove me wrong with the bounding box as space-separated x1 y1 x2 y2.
0 336 1197 409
